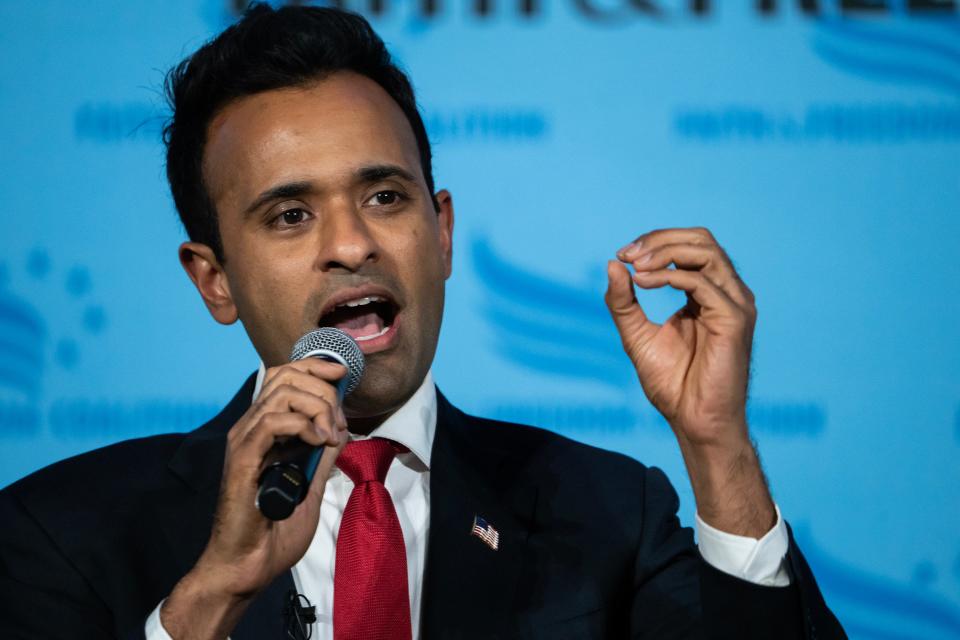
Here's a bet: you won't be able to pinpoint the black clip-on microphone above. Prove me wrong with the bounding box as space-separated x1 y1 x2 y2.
284 590 317 640
256 328 365 521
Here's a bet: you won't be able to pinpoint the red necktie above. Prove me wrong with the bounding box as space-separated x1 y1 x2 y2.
334 438 412 640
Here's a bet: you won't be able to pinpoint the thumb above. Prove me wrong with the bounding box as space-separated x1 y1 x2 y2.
605 260 653 349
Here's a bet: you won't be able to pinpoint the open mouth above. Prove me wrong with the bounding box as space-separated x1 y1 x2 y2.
318 295 398 342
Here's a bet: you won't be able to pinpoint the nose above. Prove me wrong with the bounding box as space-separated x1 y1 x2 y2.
316 200 378 273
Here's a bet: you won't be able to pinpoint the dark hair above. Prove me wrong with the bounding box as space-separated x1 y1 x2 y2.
163 3 436 262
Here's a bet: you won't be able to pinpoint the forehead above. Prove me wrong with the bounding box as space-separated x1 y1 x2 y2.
203 72 423 206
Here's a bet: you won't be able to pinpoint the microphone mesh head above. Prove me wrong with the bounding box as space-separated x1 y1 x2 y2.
289 328 365 395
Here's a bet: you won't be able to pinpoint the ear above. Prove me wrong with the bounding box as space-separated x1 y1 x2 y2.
435 189 455 279
178 242 238 325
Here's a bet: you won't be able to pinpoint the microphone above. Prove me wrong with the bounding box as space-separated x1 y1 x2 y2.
256 327 365 521
283 590 317 640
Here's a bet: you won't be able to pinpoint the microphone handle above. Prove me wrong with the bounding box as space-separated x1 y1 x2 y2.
255 354 348 521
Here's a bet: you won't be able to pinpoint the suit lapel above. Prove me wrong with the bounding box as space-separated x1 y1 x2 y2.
421 392 538 638
156 372 295 639
157 373 254 586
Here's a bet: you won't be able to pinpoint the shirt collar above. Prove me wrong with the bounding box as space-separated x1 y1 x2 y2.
252 362 436 469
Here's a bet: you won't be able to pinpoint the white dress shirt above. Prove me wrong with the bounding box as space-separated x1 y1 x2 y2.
287 368 436 639
146 366 789 639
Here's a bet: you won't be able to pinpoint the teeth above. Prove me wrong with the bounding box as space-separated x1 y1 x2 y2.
355 325 390 341
338 295 385 309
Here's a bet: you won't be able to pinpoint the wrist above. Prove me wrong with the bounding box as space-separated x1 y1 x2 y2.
160 564 253 640
680 436 776 538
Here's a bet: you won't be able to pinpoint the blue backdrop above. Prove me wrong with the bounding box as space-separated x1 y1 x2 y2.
1 1 959 637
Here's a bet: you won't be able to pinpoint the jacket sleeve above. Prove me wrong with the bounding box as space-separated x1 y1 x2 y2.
629 466 847 639
0 489 123 640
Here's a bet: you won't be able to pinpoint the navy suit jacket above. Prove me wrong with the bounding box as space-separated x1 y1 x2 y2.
0 373 846 638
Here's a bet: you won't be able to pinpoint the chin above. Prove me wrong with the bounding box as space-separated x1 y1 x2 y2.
343 364 419 419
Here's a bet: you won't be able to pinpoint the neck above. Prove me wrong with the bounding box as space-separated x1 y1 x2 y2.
346 411 395 436
343 374 429 436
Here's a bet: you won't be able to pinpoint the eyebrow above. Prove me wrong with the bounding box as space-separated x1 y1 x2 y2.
243 180 315 218
243 165 419 218
356 164 419 186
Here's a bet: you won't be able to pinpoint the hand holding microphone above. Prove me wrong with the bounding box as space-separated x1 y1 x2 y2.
161 329 363 638
257 328 365 520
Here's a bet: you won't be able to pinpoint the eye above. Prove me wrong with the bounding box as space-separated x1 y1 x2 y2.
270 207 312 229
365 190 406 207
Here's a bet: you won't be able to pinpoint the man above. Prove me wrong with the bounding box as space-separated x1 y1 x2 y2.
0 4 845 639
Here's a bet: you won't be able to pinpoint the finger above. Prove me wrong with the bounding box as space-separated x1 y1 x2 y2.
255 364 348 433
605 260 652 328
618 227 717 261
632 268 749 334
605 261 662 362
241 385 341 443
257 368 343 420
262 359 347 389
227 412 331 477
631 242 752 307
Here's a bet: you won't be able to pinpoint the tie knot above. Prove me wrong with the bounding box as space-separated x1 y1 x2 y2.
336 438 399 484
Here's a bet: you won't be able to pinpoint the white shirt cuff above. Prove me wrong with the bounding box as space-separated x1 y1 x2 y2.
144 601 174 640
695 503 791 587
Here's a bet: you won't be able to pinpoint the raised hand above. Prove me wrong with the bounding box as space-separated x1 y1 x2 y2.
605 227 775 537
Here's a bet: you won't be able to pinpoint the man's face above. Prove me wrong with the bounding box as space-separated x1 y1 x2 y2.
183 72 453 420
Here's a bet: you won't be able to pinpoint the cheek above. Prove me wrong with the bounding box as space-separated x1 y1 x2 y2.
404 237 445 289
226 251 305 325
405 220 447 273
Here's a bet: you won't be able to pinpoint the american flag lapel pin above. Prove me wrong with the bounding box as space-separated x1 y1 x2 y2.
471 515 500 551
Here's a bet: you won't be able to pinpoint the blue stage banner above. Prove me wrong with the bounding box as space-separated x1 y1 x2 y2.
1 2 958 637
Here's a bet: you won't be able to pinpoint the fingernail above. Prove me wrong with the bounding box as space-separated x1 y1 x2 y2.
618 240 641 259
